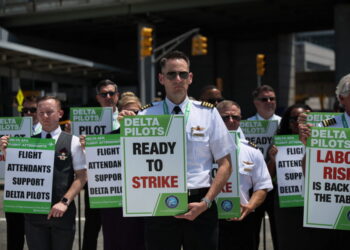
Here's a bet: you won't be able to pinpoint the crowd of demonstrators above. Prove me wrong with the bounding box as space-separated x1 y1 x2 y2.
2 50 350 250
216 100 273 250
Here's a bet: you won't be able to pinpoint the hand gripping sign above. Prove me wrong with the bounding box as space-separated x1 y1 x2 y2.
121 115 187 216
304 127 350 230
4 137 55 214
274 135 304 208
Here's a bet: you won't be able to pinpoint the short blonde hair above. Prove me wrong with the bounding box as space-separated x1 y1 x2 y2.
118 96 141 110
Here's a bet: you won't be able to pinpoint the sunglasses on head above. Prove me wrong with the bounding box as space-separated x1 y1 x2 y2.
22 107 37 114
164 71 189 80
256 97 276 102
99 91 116 98
221 115 241 122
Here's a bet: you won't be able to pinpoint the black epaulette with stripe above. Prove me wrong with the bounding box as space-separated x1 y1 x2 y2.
322 118 336 127
247 140 258 149
140 103 153 111
200 101 214 109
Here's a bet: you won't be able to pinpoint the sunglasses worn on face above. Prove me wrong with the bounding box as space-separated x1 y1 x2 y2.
22 107 37 114
207 98 224 105
222 115 241 122
164 71 189 80
256 97 276 102
99 91 116 98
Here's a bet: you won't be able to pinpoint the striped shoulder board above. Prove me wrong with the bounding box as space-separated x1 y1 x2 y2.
140 103 153 111
200 101 214 109
247 140 258 149
321 118 336 127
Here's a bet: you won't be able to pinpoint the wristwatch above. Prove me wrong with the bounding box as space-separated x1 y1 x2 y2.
201 197 212 209
60 197 70 206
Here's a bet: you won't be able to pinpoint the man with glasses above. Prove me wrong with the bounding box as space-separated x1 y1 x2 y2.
122 50 234 250
247 84 280 250
199 85 224 106
216 100 272 250
22 96 42 135
96 79 120 130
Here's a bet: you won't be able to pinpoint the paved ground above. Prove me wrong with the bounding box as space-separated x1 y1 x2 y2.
0 182 272 250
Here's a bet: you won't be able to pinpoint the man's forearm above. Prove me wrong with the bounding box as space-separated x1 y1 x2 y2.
62 169 87 202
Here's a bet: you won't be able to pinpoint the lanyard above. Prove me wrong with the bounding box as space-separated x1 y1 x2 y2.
163 100 191 125
341 114 349 128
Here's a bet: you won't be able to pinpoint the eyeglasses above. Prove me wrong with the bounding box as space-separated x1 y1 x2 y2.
164 71 190 80
207 98 224 105
221 115 241 122
256 97 276 102
99 91 116 98
22 107 37 114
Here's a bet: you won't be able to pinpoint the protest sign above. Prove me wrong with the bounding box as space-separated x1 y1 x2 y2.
274 135 304 207
0 117 32 179
4 137 55 214
70 107 113 136
212 131 240 219
121 115 187 216
85 134 122 208
304 127 350 230
240 120 278 158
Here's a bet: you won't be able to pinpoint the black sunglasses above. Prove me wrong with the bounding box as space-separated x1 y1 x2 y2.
22 107 37 114
207 98 224 105
256 97 276 102
164 71 190 80
99 91 116 98
221 115 241 122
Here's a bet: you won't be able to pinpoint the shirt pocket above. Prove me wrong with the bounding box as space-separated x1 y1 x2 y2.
239 162 255 176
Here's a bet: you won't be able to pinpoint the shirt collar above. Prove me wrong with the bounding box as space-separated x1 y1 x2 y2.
256 113 276 121
165 96 189 114
42 126 61 139
344 112 350 126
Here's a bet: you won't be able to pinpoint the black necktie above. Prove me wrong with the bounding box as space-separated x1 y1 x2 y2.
173 106 181 114
46 133 52 139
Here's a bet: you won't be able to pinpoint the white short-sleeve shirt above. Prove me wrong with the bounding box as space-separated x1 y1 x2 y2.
238 139 273 204
317 112 350 128
247 113 281 125
41 126 86 171
138 97 235 188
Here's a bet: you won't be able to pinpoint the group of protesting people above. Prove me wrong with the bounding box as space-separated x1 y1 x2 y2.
1 50 350 250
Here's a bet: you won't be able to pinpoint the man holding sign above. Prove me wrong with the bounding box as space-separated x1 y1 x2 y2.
217 100 272 250
1 96 87 250
121 51 234 250
299 73 350 250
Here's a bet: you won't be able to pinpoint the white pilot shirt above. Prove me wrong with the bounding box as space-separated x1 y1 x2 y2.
41 126 86 171
317 112 350 128
247 113 281 125
138 97 235 189
33 122 42 136
238 139 273 204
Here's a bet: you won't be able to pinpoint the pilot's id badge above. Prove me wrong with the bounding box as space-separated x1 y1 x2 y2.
191 125 205 137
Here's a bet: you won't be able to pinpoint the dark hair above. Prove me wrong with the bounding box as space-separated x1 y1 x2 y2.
278 103 312 135
37 96 62 110
252 85 275 99
23 95 38 104
200 85 219 96
96 79 118 94
159 50 190 71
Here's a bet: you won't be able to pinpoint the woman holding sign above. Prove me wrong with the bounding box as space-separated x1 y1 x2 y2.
267 104 312 250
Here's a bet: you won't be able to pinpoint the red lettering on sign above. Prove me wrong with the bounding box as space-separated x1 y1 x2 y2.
323 166 350 180
317 150 350 164
221 182 232 193
131 176 179 188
